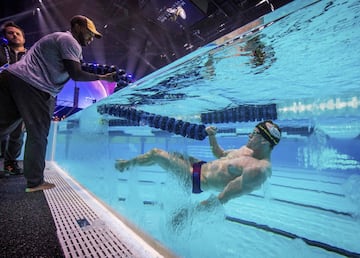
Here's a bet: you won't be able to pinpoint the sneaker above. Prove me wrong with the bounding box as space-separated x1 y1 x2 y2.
4 160 23 175
25 181 56 193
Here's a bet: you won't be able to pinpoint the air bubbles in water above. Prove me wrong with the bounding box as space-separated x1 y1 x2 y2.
343 174 360 219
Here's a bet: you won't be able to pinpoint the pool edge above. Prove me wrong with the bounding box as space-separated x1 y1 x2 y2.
44 161 178 258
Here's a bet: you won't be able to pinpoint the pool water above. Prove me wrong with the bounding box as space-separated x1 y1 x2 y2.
53 0 360 257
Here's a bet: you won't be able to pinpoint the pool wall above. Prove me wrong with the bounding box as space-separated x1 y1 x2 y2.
48 0 360 256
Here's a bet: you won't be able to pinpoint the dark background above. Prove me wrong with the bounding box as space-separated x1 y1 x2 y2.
0 0 293 80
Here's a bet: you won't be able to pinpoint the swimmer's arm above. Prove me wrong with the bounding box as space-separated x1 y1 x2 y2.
217 176 245 204
198 176 244 208
217 164 269 204
206 126 227 158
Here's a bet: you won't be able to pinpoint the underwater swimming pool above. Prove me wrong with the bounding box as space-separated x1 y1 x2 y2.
52 0 360 257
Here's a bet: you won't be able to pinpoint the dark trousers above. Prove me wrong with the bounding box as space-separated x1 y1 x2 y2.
0 121 24 161
0 71 55 187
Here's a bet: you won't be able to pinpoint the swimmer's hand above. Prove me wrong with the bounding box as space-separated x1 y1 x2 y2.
205 126 217 136
198 194 221 211
170 196 221 231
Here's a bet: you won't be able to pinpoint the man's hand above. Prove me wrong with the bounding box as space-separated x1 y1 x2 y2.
206 126 217 136
99 71 117 82
206 126 226 158
198 194 221 211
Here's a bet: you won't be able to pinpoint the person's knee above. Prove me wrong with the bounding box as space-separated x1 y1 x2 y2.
150 148 171 160
148 148 172 167
150 148 163 155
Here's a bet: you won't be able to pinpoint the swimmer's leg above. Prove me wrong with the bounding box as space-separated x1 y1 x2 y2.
115 148 192 174
115 149 157 172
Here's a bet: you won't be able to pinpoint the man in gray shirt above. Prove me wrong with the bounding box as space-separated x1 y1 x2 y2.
0 15 116 192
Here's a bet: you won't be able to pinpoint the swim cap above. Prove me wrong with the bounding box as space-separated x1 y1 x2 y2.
256 120 281 147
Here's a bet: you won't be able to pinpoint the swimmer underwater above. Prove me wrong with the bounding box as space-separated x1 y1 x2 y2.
115 120 281 207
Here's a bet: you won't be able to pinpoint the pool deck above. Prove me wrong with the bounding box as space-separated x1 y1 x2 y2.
0 160 176 258
0 163 64 257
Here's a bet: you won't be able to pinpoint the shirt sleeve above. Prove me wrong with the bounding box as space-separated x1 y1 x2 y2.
58 33 83 62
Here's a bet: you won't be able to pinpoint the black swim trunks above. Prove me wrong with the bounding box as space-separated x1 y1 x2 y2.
192 161 206 194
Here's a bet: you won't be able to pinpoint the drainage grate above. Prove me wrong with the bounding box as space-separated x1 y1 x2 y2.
43 162 164 258
76 218 90 228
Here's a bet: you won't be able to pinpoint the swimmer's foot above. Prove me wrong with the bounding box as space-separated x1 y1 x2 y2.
115 159 130 172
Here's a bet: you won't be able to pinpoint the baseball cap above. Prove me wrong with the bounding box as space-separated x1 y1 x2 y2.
70 15 102 38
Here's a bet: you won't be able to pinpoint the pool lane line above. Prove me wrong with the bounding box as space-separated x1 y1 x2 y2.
270 197 352 217
249 193 353 217
116 176 353 217
225 215 360 258
270 183 345 197
97 104 208 140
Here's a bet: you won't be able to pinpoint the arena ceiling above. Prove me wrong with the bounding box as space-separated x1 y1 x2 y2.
0 0 292 80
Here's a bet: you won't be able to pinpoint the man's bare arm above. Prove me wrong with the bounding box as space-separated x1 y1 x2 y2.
217 162 270 205
206 126 227 158
217 176 246 204
63 59 116 82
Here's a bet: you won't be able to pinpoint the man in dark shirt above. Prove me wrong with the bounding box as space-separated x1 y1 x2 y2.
0 21 27 176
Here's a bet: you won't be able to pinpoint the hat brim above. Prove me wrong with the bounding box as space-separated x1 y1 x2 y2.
92 31 102 39
87 26 102 39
